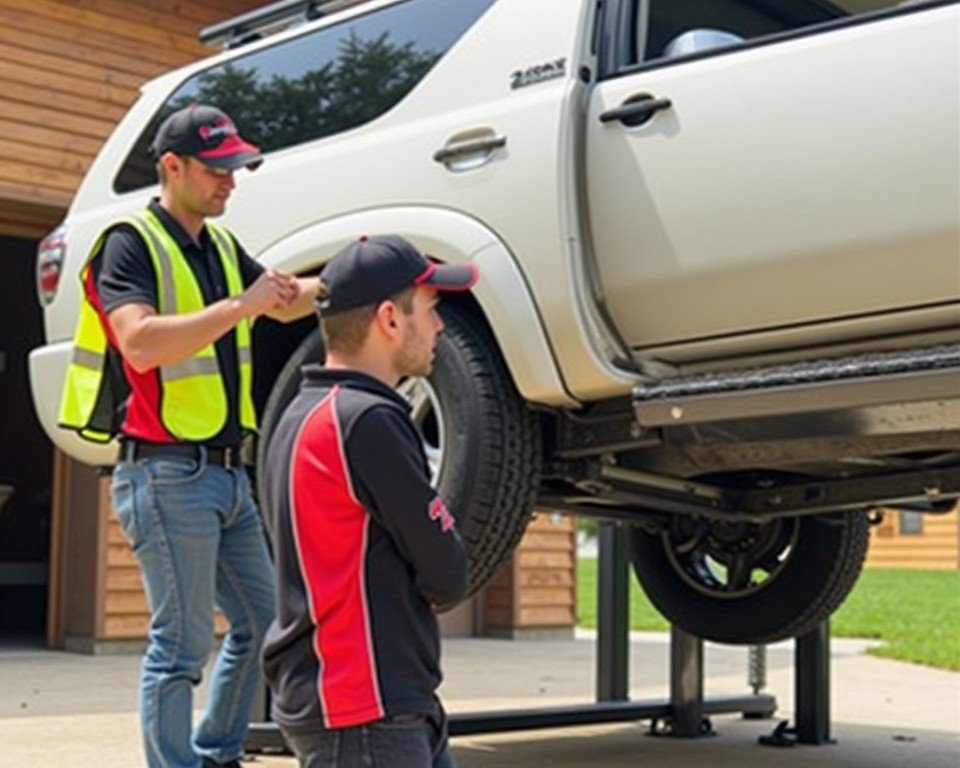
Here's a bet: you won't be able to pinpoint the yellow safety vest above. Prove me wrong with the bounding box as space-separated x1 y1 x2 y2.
59 209 257 443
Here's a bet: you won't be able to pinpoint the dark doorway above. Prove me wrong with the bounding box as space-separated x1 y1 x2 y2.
0 235 52 642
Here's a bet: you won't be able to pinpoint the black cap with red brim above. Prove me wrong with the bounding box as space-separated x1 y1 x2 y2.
149 104 263 171
318 235 479 313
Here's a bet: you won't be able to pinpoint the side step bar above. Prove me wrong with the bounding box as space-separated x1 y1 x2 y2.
633 344 960 428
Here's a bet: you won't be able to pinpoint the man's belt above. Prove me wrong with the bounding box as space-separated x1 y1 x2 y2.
121 440 244 469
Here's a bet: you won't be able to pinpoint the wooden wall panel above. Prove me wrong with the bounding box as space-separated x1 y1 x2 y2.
0 0 262 238
53 456 103 642
866 506 959 570
483 512 577 635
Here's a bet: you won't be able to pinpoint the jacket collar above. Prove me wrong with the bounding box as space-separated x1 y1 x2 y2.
300 365 411 412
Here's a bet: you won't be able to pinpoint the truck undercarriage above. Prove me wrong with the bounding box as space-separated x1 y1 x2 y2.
539 342 960 643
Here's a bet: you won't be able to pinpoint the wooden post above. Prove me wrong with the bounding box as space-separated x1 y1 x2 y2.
44 449 67 649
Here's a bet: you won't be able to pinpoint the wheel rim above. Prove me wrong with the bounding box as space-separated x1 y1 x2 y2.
661 516 800 600
396 377 445 484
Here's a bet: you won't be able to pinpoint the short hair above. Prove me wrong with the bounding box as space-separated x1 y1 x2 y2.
318 284 415 354
156 161 168 187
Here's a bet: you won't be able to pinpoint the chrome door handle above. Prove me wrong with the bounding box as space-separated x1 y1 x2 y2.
600 97 672 126
433 135 507 164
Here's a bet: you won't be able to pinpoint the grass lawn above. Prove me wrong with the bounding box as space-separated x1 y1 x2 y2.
577 558 960 671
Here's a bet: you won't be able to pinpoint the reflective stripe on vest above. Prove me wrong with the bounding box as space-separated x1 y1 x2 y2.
208 223 257 432
58 210 257 443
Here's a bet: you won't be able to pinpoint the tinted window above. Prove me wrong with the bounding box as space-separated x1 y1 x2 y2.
641 0 938 64
115 0 495 193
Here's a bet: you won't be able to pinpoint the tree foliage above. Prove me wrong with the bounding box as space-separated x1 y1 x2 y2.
170 31 439 152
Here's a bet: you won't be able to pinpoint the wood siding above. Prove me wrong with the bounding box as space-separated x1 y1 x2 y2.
484 512 577 634
866 506 960 570
0 0 262 238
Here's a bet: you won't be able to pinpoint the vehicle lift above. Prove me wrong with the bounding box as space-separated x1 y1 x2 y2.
245 522 833 754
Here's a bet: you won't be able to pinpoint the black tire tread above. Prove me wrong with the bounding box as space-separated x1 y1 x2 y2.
767 511 870 643
438 304 542 595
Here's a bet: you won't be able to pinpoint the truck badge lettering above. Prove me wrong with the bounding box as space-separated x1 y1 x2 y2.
511 58 566 90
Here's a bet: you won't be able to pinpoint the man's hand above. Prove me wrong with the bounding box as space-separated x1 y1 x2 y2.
239 269 300 318
264 275 322 323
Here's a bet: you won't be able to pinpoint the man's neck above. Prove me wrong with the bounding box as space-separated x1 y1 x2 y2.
158 192 204 242
324 351 399 389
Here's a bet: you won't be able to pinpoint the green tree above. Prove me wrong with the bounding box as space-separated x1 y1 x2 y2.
169 31 438 152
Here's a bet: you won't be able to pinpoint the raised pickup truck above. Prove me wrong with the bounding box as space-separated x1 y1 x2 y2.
30 0 960 644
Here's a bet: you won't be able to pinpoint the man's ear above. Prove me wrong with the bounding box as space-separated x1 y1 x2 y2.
375 300 401 338
161 152 183 181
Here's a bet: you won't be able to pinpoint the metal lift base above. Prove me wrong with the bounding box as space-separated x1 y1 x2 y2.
246 523 796 755
246 693 777 751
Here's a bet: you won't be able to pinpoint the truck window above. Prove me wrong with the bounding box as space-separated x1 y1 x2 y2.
640 0 940 64
114 0 496 193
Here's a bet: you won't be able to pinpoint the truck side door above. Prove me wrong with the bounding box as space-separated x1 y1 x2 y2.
585 0 959 356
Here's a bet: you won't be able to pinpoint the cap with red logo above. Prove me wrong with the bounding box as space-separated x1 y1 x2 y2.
149 104 263 171
318 235 479 313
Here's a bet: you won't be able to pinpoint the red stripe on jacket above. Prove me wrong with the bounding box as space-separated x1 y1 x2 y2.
289 387 384 728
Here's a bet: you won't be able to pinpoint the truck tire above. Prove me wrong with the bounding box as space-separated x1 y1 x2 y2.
629 510 870 644
256 302 542 599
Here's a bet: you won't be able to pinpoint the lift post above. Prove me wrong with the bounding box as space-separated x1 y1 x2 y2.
795 620 832 744
596 522 630 702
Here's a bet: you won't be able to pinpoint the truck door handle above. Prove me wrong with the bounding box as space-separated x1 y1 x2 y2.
433 134 507 164
600 96 672 126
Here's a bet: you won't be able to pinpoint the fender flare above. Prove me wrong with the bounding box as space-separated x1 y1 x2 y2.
256 206 578 407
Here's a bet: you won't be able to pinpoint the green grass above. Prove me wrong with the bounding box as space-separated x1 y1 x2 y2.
577 556 670 634
831 569 960 671
577 558 960 671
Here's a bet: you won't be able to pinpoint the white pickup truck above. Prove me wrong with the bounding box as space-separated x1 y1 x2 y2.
30 0 960 644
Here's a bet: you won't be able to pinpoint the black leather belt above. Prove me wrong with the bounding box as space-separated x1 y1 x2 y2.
121 440 243 468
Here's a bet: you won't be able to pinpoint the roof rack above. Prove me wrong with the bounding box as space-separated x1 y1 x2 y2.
199 0 372 49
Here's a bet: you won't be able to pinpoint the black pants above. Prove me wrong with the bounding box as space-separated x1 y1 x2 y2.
282 712 455 768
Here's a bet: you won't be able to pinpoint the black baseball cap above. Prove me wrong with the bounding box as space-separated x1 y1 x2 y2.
318 235 479 313
149 104 263 171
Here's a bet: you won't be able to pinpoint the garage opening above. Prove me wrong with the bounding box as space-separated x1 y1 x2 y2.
0 235 53 646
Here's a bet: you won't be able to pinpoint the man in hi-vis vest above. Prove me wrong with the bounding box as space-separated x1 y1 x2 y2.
60 104 319 768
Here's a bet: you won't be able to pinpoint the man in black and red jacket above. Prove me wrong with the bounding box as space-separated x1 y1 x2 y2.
261 235 479 767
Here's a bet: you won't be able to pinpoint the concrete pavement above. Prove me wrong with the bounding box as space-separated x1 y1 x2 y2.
0 630 957 767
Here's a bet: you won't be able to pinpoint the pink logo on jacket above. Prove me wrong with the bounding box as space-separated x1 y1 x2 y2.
428 496 455 533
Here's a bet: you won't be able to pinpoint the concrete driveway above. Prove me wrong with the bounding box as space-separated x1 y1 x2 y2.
0 631 957 767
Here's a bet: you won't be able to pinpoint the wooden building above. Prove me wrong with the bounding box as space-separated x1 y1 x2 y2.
866 505 960 570
0 0 267 238
483 513 578 638
0 0 578 651
0 0 264 650
54 468 576 651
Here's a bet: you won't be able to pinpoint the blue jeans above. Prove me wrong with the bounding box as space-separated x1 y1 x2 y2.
112 451 276 768
281 712 456 768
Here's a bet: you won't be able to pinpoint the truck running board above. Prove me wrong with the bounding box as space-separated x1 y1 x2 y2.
633 344 960 428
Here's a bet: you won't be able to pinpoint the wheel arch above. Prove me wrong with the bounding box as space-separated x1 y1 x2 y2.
252 206 578 409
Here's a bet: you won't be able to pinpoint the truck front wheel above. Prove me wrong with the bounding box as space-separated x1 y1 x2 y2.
257 302 542 599
629 510 870 644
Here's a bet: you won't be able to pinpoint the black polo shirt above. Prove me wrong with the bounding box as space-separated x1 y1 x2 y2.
96 199 264 447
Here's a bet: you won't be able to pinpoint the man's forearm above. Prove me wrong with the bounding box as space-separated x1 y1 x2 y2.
110 299 249 373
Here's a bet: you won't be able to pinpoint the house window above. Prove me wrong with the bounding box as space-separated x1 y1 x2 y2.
898 510 923 535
